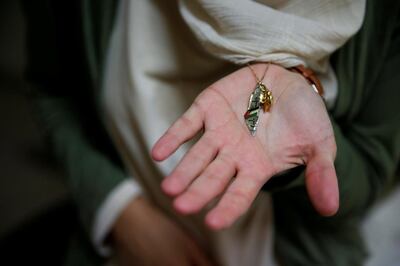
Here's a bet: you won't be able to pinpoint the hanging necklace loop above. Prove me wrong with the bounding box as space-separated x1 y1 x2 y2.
247 63 269 84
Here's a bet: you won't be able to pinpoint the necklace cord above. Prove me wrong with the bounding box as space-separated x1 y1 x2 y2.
247 63 270 83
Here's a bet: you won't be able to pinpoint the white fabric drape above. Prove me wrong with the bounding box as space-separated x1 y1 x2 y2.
179 0 365 72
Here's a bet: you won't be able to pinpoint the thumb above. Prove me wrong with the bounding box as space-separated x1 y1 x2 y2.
305 153 339 216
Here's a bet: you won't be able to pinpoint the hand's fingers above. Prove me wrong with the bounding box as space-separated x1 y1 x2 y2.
173 154 236 214
305 153 339 216
205 171 264 230
161 133 218 196
152 103 204 161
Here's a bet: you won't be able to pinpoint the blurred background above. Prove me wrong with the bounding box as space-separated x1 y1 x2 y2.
0 1 76 264
0 1 399 265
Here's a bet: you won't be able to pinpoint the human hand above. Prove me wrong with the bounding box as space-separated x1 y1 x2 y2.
111 197 213 266
152 63 338 230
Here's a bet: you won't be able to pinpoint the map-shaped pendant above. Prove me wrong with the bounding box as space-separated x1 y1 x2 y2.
244 84 263 136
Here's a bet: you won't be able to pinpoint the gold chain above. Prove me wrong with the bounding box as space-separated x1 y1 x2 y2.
247 63 270 83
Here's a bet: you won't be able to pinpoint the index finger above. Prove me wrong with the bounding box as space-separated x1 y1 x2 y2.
151 101 204 161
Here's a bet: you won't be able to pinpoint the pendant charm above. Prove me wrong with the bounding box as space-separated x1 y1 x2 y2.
244 82 273 136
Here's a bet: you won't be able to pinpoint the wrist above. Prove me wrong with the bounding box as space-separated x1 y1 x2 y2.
288 65 324 96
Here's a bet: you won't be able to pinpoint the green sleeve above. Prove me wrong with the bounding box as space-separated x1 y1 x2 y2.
22 0 124 236
35 96 127 235
329 2 400 218
273 1 400 265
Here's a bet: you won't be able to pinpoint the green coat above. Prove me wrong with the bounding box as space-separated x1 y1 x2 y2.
22 0 400 265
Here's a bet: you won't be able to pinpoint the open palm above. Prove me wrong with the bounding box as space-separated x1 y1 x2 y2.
152 64 338 230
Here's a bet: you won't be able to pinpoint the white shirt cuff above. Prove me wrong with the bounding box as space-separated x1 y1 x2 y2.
92 178 142 256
